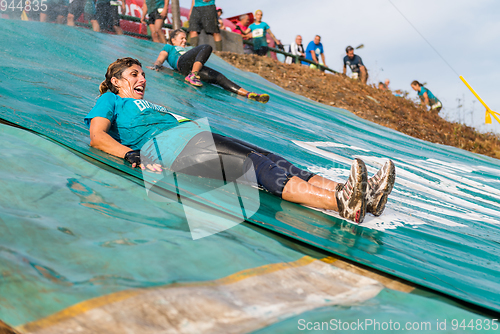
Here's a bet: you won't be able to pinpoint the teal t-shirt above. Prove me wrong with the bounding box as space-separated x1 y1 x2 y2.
418 86 440 106
194 0 215 7
162 44 190 70
146 0 165 12
249 22 270 50
84 92 191 151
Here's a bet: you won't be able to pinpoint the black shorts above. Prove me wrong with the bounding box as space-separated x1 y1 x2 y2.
147 8 164 25
95 2 120 30
45 2 68 21
188 5 219 34
68 0 87 19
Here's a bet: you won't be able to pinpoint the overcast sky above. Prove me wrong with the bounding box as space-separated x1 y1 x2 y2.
182 0 500 135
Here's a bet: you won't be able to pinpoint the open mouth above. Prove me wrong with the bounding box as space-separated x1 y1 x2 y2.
134 85 145 95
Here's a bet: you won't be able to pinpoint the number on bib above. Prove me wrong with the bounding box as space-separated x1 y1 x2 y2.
252 28 264 38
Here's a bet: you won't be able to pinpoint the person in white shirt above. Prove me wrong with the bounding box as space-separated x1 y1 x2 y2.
285 35 306 64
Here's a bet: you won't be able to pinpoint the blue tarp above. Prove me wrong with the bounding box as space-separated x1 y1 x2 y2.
1 18 500 324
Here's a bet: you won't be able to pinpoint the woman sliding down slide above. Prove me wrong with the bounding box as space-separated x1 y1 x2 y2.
152 29 270 103
85 58 396 224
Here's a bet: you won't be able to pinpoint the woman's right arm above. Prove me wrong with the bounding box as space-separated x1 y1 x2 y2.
89 117 133 159
422 91 430 108
141 3 148 24
189 0 194 18
153 50 169 70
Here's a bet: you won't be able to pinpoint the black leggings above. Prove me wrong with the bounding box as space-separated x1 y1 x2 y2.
170 132 315 197
177 45 242 94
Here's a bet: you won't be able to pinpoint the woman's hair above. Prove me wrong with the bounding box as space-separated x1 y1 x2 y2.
254 9 262 16
168 28 186 45
100 57 142 95
411 80 422 87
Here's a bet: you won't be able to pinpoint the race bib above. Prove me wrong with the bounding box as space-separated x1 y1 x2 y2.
169 112 191 123
175 46 187 55
252 28 264 38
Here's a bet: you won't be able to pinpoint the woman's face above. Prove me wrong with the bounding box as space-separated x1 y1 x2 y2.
255 11 262 22
112 64 146 99
171 32 187 47
411 84 420 92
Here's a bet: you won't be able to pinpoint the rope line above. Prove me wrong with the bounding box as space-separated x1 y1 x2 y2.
387 0 459 77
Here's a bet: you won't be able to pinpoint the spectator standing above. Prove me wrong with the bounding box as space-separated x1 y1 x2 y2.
188 0 222 51
343 45 367 84
232 14 253 54
68 0 100 32
305 35 326 68
40 0 69 24
393 89 404 97
385 79 390 90
411 81 442 111
141 0 168 43
285 35 305 64
95 0 125 34
378 82 386 90
216 7 226 31
244 9 281 56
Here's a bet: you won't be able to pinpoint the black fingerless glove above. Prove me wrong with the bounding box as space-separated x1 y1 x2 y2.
124 150 141 166
153 64 163 71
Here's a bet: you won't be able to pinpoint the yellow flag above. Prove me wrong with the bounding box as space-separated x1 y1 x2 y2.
459 76 499 125
486 111 492 124
21 10 28 21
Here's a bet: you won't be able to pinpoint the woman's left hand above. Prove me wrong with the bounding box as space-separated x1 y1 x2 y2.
125 150 163 172
147 65 163 72
160 6 168 18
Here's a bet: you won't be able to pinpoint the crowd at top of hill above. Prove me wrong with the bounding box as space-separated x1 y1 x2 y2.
1 0 442 112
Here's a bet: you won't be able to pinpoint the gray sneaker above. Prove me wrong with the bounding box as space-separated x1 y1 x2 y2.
366 160 396 216
335 159 368 224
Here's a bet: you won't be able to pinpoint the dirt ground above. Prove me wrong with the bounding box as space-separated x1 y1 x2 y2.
218 52 500 160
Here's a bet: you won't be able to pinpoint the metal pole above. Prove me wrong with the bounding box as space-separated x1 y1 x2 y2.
171 0 182 30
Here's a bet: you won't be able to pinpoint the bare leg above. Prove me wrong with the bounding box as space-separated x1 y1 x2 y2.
91 19 100 32
213 32 222 51
285 159 368 223
40 13 47 22
237 88 249 96
67 13 75 26
113 25 124 35
282 176 339 211
149 23 159 42
56 15 65 24
360 67 368 85
154 18 167 43
308 174 340 192
192 61 203 73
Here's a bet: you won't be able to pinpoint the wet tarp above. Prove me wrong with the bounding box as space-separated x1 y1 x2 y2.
1 17 500 322
0 125 491 333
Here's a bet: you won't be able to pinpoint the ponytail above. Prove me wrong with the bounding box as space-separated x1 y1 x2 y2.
100 57 142 95
99 80 110 95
